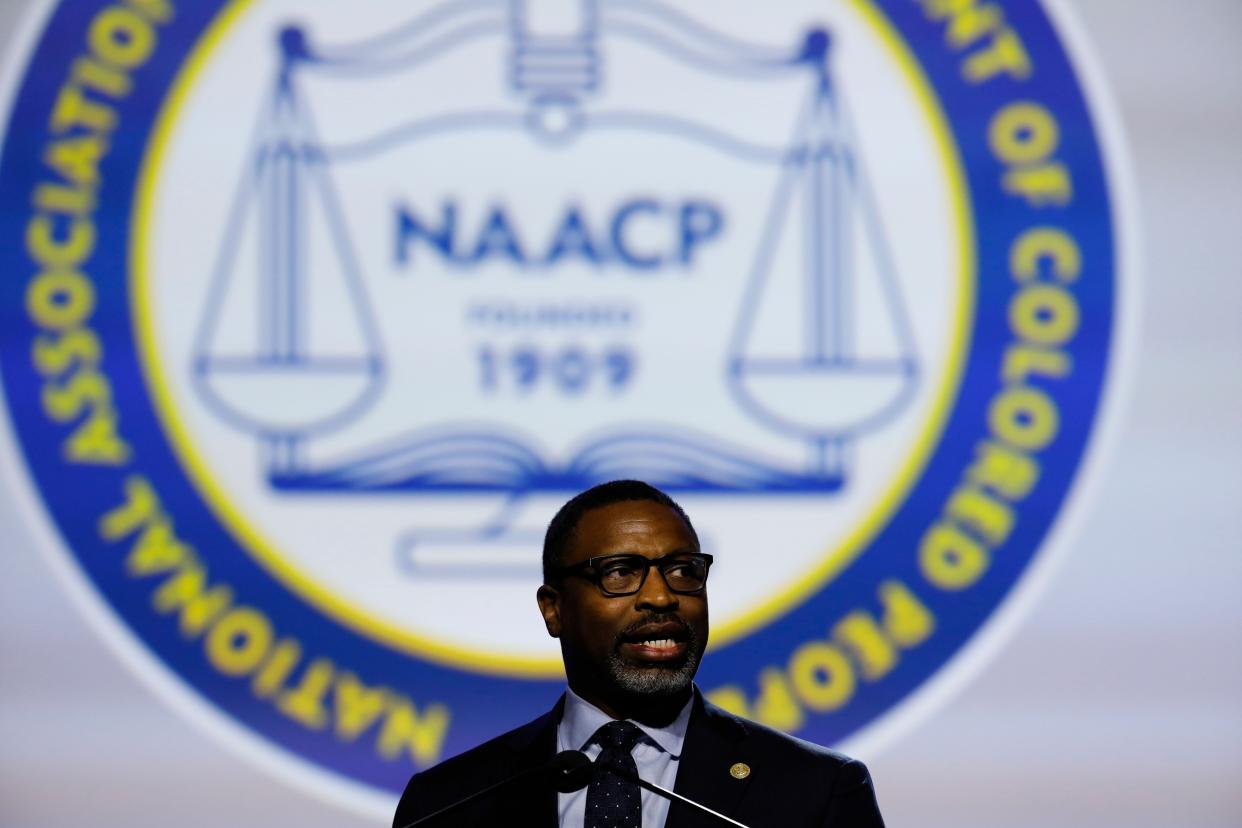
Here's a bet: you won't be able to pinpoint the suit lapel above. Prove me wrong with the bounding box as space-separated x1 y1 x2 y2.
499 696 563 827
667 694 754 828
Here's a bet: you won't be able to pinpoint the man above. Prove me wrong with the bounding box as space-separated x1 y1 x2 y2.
393 480 885 827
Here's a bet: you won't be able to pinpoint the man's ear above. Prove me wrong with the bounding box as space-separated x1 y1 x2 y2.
536 584 562 638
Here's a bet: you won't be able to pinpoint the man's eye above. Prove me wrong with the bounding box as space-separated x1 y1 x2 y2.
601 563 638 578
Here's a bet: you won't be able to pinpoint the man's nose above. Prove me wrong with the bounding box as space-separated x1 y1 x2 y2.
635 564 679 610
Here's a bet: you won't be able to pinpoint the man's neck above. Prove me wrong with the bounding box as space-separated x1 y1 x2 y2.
568 682 694 728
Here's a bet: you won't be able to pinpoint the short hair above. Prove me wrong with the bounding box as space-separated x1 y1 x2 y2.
542 480 699 583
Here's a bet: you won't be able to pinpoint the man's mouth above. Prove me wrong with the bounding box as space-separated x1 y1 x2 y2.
617 620 692 663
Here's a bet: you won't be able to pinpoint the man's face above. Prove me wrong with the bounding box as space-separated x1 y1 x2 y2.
537 500 709 714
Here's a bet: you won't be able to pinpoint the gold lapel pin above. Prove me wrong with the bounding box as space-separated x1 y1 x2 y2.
729 762 750 780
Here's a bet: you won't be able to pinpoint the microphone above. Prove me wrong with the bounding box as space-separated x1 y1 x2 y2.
398 748 749 827
590 752 751 828
398 750 592 827
547 748 593 792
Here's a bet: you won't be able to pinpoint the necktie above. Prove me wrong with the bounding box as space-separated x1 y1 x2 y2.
585 720 644 828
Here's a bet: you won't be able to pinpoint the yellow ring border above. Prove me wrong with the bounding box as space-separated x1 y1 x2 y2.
131 0 976 678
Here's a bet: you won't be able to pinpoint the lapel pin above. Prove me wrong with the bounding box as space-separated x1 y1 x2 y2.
729 762 750 780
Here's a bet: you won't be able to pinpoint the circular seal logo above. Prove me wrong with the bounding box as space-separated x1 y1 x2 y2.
0 0 1134 814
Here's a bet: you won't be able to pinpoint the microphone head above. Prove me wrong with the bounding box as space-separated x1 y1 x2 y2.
547 750 594 793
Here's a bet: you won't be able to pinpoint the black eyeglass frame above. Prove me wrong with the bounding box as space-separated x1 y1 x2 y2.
550 552 715 597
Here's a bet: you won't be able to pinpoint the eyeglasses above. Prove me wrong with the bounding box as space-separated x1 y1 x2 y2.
552 553 714 597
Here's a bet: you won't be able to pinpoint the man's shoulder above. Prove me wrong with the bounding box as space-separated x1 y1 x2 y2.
686 697 884 826
415 706 555 783
695 696 873 785
392 705 558 827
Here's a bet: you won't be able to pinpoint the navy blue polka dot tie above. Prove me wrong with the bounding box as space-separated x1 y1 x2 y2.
586 720 644 828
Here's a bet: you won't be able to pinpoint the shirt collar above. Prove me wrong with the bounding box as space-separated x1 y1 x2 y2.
560 687 694 758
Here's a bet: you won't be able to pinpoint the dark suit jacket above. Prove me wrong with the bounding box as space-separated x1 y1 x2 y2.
393 691 885 827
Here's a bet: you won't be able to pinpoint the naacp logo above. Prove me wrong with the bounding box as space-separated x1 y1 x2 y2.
0 0 1132 813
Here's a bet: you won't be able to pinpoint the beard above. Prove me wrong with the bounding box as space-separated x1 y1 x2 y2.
605 614 703 697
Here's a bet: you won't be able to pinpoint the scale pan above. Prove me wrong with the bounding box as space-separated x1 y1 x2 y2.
196 359 380 434
734 360 914 436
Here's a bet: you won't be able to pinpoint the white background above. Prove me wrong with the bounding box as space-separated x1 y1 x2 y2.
2 2 1240 826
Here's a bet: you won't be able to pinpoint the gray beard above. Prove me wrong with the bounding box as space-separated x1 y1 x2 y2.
605 634 702 697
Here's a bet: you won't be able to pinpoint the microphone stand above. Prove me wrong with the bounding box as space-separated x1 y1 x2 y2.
397 749 749 828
